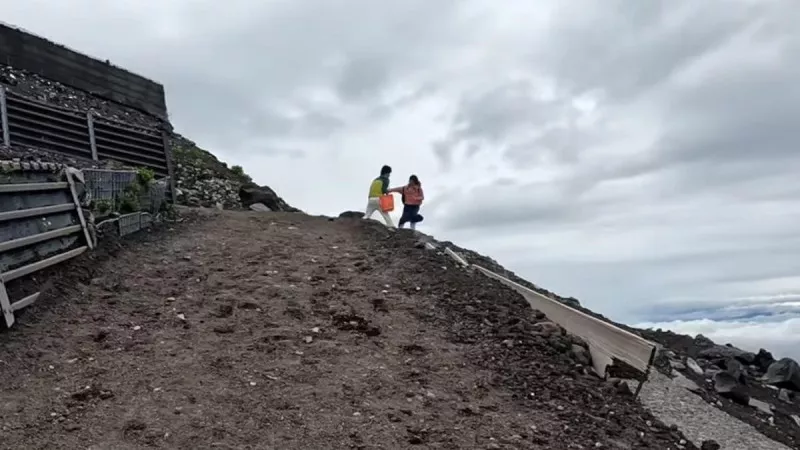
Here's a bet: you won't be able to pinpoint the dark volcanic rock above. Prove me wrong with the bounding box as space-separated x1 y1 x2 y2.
697 344 755 366
754 348 776 372
764 358 800 392
339 210 365 219
239 184 300 213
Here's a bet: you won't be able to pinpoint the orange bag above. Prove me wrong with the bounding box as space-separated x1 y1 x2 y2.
379 194 394 212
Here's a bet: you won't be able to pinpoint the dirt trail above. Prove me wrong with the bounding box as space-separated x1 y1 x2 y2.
0 211 692 449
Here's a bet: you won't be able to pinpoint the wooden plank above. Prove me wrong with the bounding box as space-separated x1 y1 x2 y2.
0 202 74 223
0 224 81 253
0 280 15 327
65 170 94 250
0 182 68 193
93 123 162 148
6 102 87 131
2 246 88 283
10 291 40 311
5 91 85 120
0 86 10 147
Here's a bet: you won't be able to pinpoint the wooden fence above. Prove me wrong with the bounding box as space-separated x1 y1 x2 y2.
0 162 93 327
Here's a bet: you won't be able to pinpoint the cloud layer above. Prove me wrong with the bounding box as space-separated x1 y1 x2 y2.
2 0 799 353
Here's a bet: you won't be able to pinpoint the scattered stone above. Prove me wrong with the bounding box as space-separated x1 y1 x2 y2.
670 360 687 371
749 398 773 415
92 329 110 343
249 203 271 212
303 336 313 344
686 358 703 376
700 440 720 450
213 324 235 334
778 388 794 404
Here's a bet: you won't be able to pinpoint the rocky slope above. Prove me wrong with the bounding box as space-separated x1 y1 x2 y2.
369 222 800 449
170 134 299 212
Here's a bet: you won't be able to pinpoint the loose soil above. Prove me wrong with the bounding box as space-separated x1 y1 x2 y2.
0 210 694 449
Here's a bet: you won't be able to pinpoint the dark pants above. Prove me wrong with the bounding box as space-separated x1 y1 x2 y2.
399 204 423 226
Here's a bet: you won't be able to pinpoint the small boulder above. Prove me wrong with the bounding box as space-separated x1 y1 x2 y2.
713 371 750 405
700 440 721 450
764 358 800 392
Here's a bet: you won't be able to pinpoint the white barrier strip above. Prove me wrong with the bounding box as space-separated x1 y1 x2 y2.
444 247 468 267
471 264 656 375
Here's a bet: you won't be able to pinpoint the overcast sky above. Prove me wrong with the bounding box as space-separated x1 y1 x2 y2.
3 0 799 357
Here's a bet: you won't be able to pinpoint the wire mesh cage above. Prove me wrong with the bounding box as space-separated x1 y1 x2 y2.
82 169 137 211
83 169 168 214
140 212 153 228
118 212 142 236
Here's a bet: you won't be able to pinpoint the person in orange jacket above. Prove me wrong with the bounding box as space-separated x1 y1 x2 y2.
388 175 424 230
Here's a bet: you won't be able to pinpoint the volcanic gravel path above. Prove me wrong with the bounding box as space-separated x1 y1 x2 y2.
0 211 696 449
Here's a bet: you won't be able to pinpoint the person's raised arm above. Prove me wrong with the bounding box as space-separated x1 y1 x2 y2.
387 186 404 194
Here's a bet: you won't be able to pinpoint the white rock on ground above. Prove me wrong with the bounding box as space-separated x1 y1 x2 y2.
635 371 791 450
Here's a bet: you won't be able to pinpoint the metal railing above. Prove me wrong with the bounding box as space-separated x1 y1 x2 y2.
0 87 173 181
0 162 93 328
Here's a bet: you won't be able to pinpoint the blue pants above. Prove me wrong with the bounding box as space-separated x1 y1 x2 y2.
399 204 423 227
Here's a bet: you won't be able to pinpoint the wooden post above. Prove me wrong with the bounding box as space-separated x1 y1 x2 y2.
161 128 177 202
87 112 98 160
65 169 95 250
0 280 15 327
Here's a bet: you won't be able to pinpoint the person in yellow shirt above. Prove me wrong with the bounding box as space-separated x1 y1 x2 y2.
364 165 395 227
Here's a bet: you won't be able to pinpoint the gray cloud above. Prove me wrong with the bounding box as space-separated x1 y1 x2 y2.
536 0 761 100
